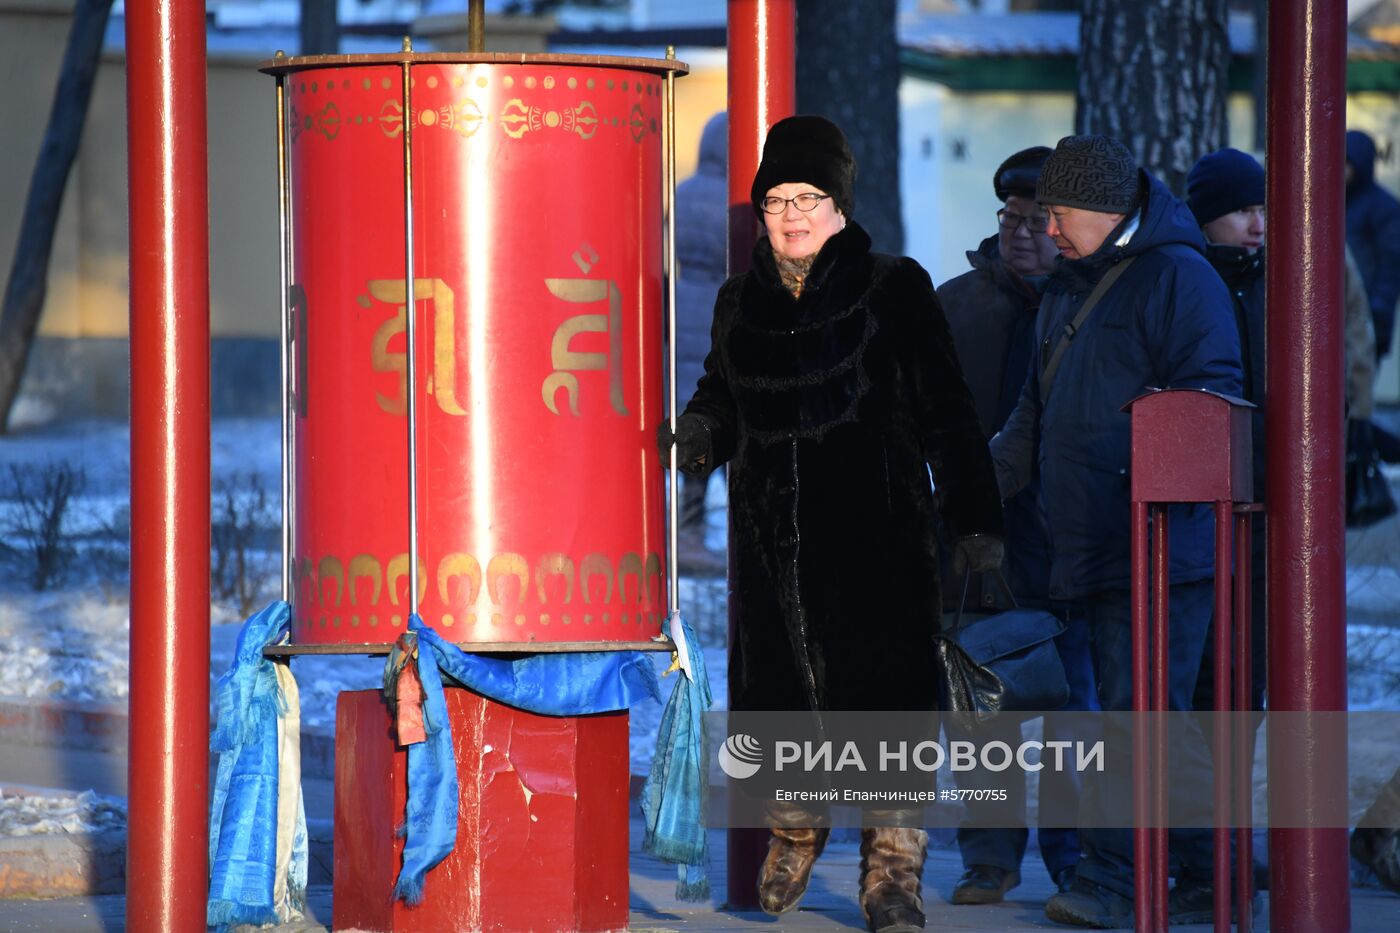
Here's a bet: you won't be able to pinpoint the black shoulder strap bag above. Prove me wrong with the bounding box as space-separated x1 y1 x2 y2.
1038 256 1137 401
935 570 1070 720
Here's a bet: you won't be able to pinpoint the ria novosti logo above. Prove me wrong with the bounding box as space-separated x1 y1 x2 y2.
718 733 764 779
716 733 1105 779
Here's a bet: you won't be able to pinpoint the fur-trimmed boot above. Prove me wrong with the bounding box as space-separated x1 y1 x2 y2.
757 812 829 915
858 826 928 933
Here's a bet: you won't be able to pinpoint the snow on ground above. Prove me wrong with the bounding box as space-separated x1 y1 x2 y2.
0 789 126 837
0 593 129 702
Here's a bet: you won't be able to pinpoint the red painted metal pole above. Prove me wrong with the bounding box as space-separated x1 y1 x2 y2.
1212 501 1232 933
125 1 211 930
1235 511 1254 933
1266 2 1350 931
726 0 794 910
726 0 796 276
1151 508 1169 932
1131 500 1152 932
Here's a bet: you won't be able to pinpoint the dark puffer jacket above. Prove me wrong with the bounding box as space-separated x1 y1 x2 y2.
1345 130 1400 359
683 223 1003 712
937 235 1051 609
1205 243 1376 500
1204 243 1266 499
991 172 1243 601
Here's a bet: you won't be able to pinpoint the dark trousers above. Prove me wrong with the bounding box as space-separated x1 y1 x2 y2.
1072 582 1216 897
952 610 1098 877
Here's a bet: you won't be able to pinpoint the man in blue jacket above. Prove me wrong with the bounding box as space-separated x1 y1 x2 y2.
991 135 1244 928
1346 129 1400 362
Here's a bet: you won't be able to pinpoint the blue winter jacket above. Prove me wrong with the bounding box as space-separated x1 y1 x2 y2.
1345 130 1400 359
990 171 1243 601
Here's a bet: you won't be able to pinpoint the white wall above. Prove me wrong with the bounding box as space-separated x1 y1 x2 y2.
900 80 1075 286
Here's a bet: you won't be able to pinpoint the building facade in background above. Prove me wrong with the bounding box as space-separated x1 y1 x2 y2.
3 2 1398 420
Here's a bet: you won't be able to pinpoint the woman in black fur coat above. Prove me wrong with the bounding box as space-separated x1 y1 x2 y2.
659 116 1004 933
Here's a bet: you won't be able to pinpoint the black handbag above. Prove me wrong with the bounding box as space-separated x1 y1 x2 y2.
934 571 1070 720
1346 418 1397 529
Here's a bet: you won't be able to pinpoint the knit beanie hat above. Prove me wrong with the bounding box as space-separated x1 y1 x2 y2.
1037 134 1139 213
750 115 857 218
1187 148 1265 226
994 146 1053 201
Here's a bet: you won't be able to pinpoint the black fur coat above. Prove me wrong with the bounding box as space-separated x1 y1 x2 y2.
683 223 1002 712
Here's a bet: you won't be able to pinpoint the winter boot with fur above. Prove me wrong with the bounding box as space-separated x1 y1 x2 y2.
757 823 830 914
858 826 929 933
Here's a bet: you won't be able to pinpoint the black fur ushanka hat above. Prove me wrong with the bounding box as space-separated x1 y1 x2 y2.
750 115 857 218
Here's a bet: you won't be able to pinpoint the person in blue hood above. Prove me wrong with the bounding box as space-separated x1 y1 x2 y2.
1345 129 1400 362
990 135 1243 928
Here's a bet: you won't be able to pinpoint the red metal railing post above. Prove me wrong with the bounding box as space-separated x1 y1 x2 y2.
1212 501 1233 933
1131 500 1152 930
1266 1 1350 930
726 0 795 910
125 1 211 930
1150 508 1169 932
1234 510 1255 933
1129 392 1255 931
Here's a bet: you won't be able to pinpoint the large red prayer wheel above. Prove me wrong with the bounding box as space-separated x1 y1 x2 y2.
262 53 685 649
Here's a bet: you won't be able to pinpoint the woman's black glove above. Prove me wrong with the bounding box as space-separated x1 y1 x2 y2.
953 534 1005 575
656 414 712 475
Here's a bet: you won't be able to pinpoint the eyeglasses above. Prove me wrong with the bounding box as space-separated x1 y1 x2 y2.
997 208 1050 233
761 193 832 215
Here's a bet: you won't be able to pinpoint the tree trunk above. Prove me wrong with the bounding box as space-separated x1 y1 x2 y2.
1076 0 1230 196
796 0 904 254
0 0 115 433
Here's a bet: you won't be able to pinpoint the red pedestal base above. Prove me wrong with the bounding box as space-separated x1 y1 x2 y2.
332 688 630 932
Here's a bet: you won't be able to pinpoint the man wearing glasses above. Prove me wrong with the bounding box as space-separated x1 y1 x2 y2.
936 146 1093 908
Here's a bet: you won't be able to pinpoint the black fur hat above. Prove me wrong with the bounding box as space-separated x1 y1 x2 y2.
750 115 857 218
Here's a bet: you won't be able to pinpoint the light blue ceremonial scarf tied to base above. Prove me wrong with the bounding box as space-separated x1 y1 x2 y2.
640 610 714 901
392 614 663 904
207 600 308 929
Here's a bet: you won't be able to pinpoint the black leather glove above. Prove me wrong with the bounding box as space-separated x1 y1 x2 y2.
953 534 1005 576
656 414 712 476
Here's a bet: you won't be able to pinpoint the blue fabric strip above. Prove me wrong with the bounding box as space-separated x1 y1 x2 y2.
390 615 665 903
207 600 294 929
393 621 458 906
411 617 662 714
640 612 714 901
